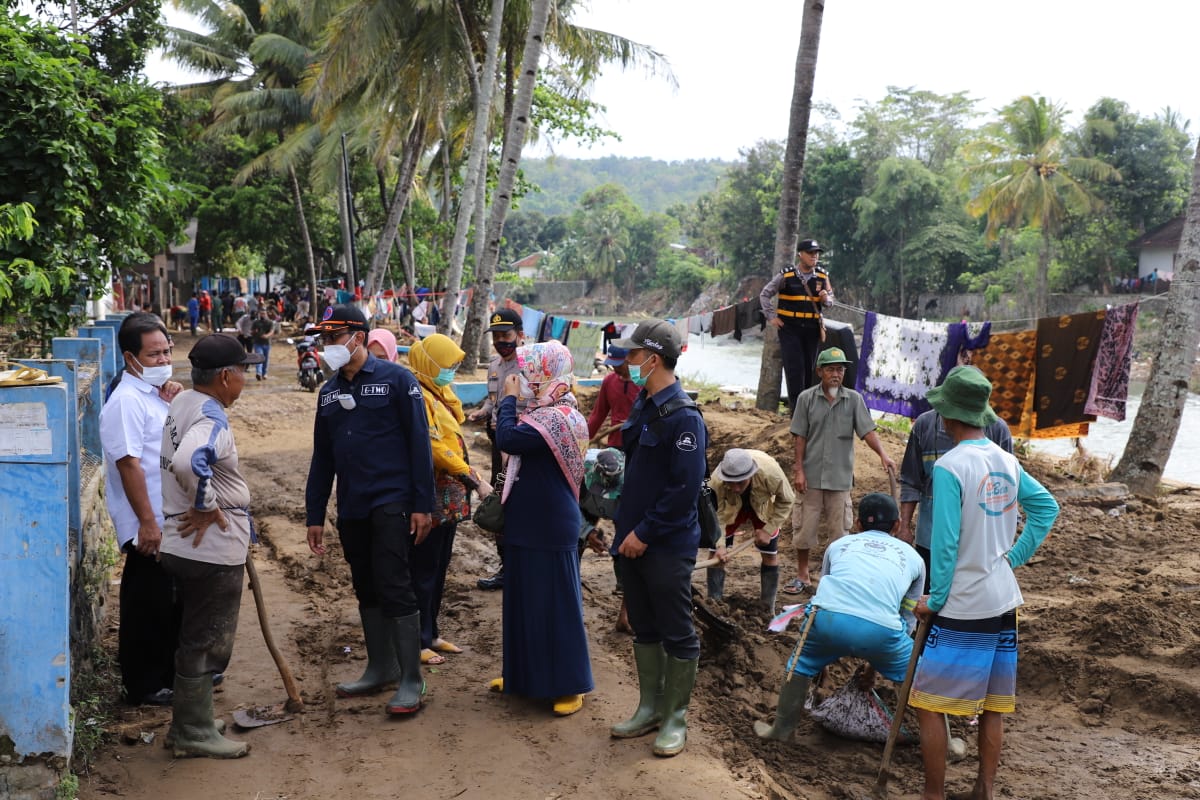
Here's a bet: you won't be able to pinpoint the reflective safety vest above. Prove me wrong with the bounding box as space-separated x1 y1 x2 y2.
776 267 828 325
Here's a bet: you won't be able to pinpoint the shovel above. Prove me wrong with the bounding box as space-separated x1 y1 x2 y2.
872 614 932 799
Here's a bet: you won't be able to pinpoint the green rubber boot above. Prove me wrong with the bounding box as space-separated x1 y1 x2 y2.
336 606 400 697
652 656 698 757
753 674 810 741
760 564 780 616
385 612 426 715
610 642 666 739
170 674 249 759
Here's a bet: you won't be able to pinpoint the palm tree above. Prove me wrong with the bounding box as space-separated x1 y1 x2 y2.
963 96 1118 319
1110 138 1200 495
755 0 825 412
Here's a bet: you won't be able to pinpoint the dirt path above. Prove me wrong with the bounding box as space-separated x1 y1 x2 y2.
79 338 1200 799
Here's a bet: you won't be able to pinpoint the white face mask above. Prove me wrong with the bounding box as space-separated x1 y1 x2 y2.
322 335 360 371
133 358 172 388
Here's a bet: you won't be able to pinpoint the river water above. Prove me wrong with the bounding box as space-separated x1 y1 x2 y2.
674 332 1200 483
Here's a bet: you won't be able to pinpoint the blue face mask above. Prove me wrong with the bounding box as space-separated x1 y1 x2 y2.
627 356 655 388
434 366 458 387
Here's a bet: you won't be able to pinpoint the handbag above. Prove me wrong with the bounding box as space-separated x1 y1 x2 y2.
697 479 722 549
472 471 506 533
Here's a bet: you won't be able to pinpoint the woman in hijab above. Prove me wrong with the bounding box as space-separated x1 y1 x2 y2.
366 328 399 363
407 334 490 665
490 341 593 716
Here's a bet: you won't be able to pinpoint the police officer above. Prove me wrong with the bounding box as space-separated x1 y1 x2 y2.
304 304 436 716
466 308 527 590
759 238 834 410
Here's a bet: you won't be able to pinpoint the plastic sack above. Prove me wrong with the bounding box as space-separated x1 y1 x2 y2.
809 675 917 744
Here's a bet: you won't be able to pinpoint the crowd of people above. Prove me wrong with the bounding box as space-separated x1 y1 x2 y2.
100 237 1062 795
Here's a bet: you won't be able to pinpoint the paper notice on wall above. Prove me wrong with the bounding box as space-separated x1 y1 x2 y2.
0 402 53 455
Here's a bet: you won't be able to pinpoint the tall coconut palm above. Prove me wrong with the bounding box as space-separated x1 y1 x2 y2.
1111 138 1200 495
755 0 825 412
963 95 1118 319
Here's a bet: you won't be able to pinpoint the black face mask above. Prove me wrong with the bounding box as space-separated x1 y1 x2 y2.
494 340 517 357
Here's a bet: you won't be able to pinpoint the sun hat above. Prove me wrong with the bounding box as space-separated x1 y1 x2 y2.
611 319 682 360
858 492 899 529
604 345 629 367
714 449 759 483
189 333 265 369
816 347 852 367
925 365 1000 427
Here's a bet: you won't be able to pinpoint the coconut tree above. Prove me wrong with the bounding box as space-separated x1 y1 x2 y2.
1110 138 1200 495
755 0 825 412
963 95 1118 319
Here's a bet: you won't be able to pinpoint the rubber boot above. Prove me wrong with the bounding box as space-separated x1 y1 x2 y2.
165 717 225 749
169 674 249 759
760 565 780 616
705 567 725 601
610 642 666 739
753 674 810 741
336 607 400 697
385 612 426 715
652 656 698 757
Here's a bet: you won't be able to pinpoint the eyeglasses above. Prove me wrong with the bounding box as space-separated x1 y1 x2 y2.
317 329 349 346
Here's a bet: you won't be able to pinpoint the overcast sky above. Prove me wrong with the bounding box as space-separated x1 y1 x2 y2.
148 0 1200 162
531 0 1200 161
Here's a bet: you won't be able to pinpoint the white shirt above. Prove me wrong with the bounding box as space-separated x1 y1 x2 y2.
99 372 170 549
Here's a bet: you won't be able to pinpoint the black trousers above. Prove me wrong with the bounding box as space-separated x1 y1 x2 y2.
160 554 244 677
617 550 700 660
338 502 419 618
410 521 457 647
118 545 180 700
778 323 823 411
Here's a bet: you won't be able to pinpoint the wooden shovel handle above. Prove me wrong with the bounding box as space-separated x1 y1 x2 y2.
873 615 932 798
694 537 756 570
245 554 304 712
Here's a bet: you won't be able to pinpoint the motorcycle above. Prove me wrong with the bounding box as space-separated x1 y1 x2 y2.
287 335 323 392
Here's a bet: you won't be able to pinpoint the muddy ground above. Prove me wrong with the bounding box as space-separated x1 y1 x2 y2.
78 337 1200 800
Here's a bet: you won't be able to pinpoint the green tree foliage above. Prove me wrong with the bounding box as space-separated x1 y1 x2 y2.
13 0 163 78
1 13 185 348
519 156 731 216
710 140 785 279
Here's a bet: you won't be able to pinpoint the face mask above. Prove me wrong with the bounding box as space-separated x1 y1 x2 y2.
494 340 517 357
133 357 172 388
627 358 655 388
322 335 360 371
434 366 457 387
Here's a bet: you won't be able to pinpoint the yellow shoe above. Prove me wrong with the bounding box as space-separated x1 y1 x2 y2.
421 648 446 665
553 694 584 716
488 677 504 693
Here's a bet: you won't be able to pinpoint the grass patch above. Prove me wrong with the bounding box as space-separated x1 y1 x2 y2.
71 644 122 776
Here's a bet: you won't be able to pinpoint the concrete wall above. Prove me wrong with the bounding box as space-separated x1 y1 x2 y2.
1137 248 1176 278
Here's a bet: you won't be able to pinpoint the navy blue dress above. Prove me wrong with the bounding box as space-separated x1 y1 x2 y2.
495 396 593 699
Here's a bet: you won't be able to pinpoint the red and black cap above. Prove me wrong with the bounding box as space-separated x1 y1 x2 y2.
310 304 369 334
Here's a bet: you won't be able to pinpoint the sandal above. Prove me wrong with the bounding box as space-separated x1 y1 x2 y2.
420 648 446 665
431 639 462 654
488 677 504 693
552 694 584 717
782 577 812 595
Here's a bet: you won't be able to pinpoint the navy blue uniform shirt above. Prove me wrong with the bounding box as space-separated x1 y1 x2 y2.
612 380 707 556
305 354 435 526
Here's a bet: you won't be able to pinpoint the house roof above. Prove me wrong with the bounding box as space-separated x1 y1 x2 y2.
1130 215 1184 251
510 251 547 269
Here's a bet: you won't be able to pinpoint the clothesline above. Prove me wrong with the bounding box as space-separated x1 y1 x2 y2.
831 291 1168 328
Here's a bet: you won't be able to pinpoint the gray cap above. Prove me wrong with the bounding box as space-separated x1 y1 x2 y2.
714 449 759 483
611 319 681 360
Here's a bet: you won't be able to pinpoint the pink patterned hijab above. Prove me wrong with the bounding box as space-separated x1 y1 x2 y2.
502 342 589 502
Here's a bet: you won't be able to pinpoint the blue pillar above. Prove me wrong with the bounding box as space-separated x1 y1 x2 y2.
0 383 72 757
51 338 103 458
80 323 119 394
17 360 80 553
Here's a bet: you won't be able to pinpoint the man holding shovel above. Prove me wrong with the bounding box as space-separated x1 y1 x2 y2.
909 366 1058 800
755 493 925 741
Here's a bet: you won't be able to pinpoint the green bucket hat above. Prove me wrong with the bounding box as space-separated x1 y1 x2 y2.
926 366 1000 427
816 347 852 367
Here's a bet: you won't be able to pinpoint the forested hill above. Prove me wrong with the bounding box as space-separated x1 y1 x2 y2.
519 156 733 216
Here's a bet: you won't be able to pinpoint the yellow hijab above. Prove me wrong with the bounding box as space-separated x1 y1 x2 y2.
408 334 465 423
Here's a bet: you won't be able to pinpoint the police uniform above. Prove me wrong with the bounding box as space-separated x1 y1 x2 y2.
760 260 831 410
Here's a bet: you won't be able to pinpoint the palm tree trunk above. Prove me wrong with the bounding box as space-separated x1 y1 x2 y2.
756 0 825 412
462 0 552 366
287 164 319 320
1035 227 1051 320
442 0 506 337
364 122 425 299
337 156 354 289
1110 138 1200 494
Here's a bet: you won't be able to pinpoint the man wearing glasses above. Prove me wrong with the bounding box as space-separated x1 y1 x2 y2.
786 347 895 596
304 305 435 716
